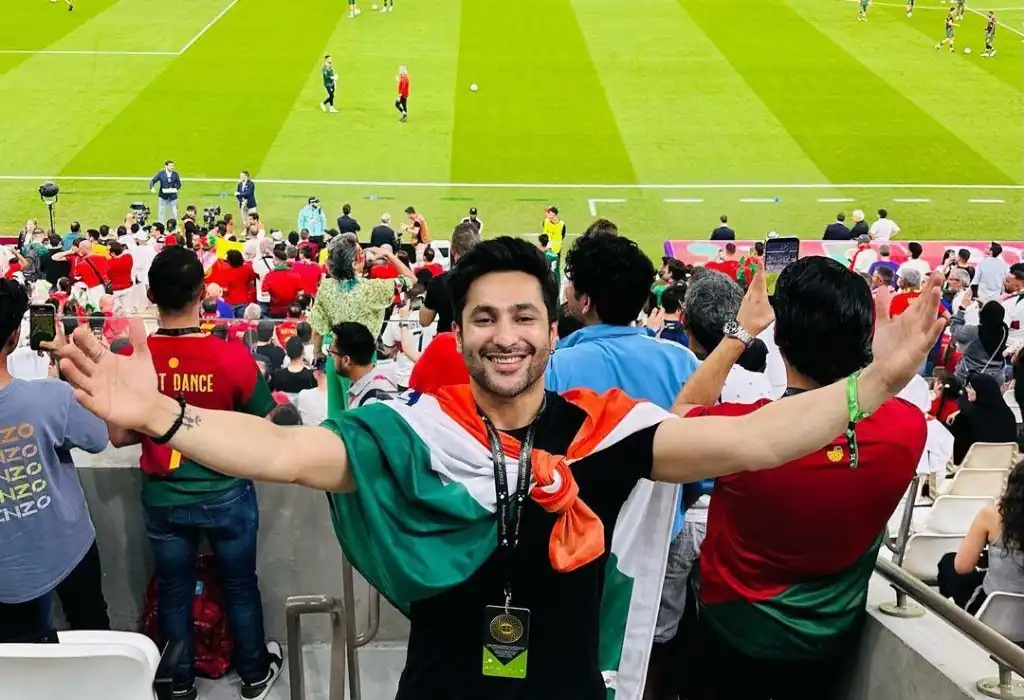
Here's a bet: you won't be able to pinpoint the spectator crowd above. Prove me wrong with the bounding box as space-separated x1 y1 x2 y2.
0 191 1022 700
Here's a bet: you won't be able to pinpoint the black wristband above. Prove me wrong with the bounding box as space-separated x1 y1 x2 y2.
151 395 188 445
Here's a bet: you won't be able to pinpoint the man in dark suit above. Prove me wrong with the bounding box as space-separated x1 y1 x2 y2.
235 170 257 221
710 214 735 240
369 213 397 249
823 212 852 240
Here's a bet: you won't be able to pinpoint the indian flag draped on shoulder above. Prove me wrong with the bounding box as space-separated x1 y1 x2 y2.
323 384 676 699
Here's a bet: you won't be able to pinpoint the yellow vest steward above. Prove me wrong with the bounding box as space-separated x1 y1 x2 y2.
543 218 566 254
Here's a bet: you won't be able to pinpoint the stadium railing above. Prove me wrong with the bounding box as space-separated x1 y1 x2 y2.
875 558 1024 698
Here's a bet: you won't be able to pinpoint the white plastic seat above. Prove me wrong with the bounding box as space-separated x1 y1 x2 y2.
902 533 966 583
912 496 994 535
975 592 1024 643
957 442 1020 471
0 630 175 700
940 469 1008 498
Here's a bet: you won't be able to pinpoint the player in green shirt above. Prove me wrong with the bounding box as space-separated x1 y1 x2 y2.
857 0 869 22
321 54 338 114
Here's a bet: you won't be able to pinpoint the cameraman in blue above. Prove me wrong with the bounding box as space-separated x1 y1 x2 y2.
297 196 327 238
149 160 182 223
546 233 706 684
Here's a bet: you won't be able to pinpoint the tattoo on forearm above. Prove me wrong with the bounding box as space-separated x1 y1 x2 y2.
182 410 202 431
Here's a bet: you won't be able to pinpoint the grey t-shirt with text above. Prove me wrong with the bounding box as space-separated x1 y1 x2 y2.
0 379 108 603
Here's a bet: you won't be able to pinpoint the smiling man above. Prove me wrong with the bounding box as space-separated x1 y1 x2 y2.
52 236 945 700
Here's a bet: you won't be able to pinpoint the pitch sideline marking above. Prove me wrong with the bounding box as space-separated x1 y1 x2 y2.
969 198 1006 203
177 0 242 54
0 175 1020 190
587 198 626 215
967 6 1024 38
0 0 240 57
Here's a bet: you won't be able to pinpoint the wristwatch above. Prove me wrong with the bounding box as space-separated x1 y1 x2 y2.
722 319 755 348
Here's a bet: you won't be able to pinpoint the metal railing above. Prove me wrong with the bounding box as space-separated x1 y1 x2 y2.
875 558 1024 698
285 556 383 700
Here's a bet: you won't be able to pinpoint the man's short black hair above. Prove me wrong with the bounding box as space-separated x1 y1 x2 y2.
226 250 244 267
991 242 1003 257
70 221 81 233
908 242 923 259
405 206 416 215
288 231 300 246
0 280 28 350
565 234 656 326
774 257 873 386
149 246 204 312
875 266 895 286
257 320 275 343
343 203 352 215
448 236 559 326
273 248 287 262
285 336 305 360
754 241 765 256
296 321 312 343
201 298 217 315
665 259 686 284
582 218 619 238
720 214 728 223
661 285 685 314
957 248 971 263
878 208 888 218
331 322 376 365
836 212 846 222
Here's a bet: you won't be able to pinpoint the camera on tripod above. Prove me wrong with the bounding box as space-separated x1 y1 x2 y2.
203 206 221 229
129 202 151 226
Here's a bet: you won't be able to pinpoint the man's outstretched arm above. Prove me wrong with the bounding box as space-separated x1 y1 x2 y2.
50 318 354 493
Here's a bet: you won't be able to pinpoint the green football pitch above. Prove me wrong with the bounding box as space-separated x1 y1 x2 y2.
0 0 1021 260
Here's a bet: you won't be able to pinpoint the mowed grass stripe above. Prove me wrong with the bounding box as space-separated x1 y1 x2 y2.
789 0 1022 184
0 0 122 76
873 3 1023 91
571 0 827 184
680 0 1013 185
62 0 348 179
449 0 635 184
259 0 462 183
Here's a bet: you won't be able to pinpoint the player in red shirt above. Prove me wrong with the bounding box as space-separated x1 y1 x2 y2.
261 249 303 318
395 66 409 122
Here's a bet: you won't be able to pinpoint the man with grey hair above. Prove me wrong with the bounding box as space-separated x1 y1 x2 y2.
419 222 481 331
868 244 899 279
946 267 972 314
890 267 924 317
370 213 397 249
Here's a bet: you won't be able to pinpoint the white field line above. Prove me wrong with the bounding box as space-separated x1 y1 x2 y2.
740 197 779 203
1 175 1020 190
893 197 932 202
0 49 176 56
177 0 241 54
968 198 1006 203
587 198 626 215
0 0 240 57
663 198 705 203
968 6 1024 37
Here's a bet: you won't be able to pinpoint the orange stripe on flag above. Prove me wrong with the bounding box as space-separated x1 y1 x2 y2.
169 449 182 471
433 386 641 573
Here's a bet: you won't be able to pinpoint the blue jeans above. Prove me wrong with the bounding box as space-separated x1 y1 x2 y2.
143 482 269 686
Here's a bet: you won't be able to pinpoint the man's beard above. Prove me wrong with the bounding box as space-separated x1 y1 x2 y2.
464 340 550 400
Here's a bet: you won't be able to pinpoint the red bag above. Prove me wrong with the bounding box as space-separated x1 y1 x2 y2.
140 554 235 679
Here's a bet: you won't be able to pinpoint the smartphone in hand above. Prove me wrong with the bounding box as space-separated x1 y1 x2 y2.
763 237 800 296
28 303 57 352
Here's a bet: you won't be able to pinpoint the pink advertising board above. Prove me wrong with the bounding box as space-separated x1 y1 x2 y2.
662 240 1024 270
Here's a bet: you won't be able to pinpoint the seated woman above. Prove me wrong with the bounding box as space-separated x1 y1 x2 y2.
939 460 1024 613
929 371 962 425
945 373 1017 466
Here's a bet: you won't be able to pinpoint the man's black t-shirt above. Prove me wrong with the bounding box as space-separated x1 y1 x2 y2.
255 343 286 373
337 215 361 235
423 271 455 332
269 366 317 393
396 391 661 700
42 252 71 286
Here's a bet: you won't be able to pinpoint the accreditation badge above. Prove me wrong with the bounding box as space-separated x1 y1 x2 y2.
482 605 530 679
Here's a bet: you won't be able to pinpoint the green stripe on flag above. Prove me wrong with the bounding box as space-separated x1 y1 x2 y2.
324 402 496 612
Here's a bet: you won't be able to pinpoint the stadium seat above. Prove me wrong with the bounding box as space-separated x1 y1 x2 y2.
430 240 452 271
912 496 995 535
956 442 1020 472
0 631 182 700
901 533 966 584
975 592 1024 644
939 469 1008 498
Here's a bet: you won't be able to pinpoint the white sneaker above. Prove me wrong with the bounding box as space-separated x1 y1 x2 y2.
329 106 339 113
355 8 361 14
239 641 283 700
388 5 393 10
320 102 327 112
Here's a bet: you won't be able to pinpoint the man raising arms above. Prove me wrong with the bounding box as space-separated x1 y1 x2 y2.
51 237 945 700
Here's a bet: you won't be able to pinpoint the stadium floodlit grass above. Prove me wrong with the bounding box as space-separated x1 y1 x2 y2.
0 0 1021 259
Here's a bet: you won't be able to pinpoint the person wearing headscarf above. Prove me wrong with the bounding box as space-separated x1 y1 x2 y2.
950 298 1008 382
945 373 1018 465
308 233 414 414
